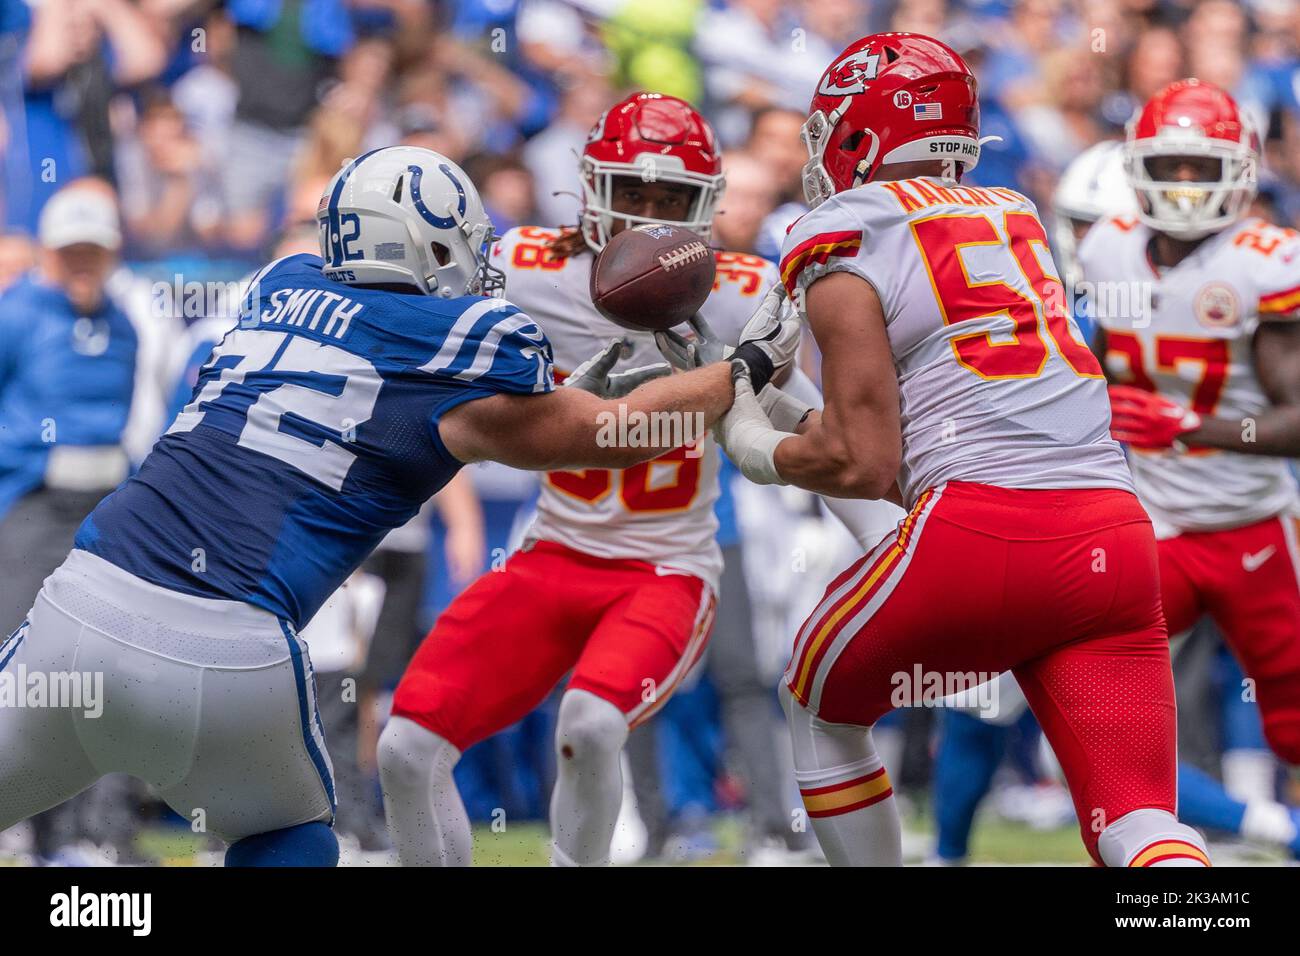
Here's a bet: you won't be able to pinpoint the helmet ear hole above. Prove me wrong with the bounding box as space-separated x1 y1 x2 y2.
430 241 451 267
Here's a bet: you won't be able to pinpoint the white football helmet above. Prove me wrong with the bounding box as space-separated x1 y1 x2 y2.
317 146 503 297
1051 140 1139 290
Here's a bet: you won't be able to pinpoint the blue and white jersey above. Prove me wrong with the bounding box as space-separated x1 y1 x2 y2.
76 253 554 628
0 274 139 519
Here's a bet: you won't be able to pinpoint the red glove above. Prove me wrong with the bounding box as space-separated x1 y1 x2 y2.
1107 384 1201 450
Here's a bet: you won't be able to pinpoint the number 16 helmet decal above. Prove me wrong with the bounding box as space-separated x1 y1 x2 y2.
317 146 504 298
802 32 982 207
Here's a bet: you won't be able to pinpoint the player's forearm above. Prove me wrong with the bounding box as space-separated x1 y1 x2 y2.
1183 407 1300 457
553 363 735 469
772 421 899 500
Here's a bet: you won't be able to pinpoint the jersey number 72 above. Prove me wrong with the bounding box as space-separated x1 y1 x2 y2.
168 329 382 491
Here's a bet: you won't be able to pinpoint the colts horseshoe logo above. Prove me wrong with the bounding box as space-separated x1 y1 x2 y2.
408 163 468 229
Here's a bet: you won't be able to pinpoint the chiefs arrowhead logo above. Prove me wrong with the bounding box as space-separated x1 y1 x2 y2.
1194 281 1240 329
819 50 882 96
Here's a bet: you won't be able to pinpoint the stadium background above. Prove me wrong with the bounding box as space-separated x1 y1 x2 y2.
1 0 1299 865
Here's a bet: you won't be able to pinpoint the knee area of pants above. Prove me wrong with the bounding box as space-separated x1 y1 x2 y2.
555 693 626 763
225 821 339 867
378 718 457 788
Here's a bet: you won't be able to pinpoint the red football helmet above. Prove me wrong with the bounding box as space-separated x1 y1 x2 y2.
1124 79 1258 240
802 32 980 206
579 92 724 252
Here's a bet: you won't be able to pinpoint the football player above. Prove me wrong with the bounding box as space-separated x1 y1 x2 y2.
0 146 787 866
379 92 900 867
699 33 1209 866
931 139 1300 863
1081 81 1300 776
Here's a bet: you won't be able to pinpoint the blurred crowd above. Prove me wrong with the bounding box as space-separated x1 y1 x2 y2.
4 0 1300 278
4 0 1300 864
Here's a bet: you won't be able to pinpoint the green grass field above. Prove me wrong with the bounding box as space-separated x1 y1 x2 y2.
102 813 1104 866
6 805 1284 866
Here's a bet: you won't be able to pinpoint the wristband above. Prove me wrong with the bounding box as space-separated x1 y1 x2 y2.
730 347 775 392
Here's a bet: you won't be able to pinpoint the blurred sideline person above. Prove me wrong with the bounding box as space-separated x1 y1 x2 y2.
0 146 769 866
0 181 135 631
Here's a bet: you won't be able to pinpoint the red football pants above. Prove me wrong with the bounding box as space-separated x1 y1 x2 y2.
785 481 1177 860
1159 514 1300 764
392 541 715 752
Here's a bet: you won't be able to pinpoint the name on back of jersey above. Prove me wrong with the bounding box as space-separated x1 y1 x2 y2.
243 286 364 340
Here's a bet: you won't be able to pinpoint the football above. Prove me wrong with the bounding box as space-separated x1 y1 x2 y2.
589 223 717 332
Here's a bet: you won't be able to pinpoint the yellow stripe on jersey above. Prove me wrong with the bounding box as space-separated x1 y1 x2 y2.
1260 285 1300 316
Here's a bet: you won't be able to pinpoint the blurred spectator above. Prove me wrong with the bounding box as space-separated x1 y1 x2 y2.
1016 48 1108 171
695 0 813 139
4 0 167 232
713 151 779 253
523 75 614 228
983 0 1064 111
468 153 538 233
115 90 221 258
746 107 810 260
220 0 356 251
1108 25 1184 127
0 180 145 865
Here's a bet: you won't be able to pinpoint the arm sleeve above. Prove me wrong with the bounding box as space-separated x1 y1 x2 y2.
777 198 873 302
430 308 556 421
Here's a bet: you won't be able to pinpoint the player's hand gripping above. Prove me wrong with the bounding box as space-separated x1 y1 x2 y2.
654 314 726 370
1107 384 1201 450
563 338 673 398
715 363 789 485
654 284 802 394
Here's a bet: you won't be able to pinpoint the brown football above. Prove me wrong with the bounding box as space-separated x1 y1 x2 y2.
590 224 717 332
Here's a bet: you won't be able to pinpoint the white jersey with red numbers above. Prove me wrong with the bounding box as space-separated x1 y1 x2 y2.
1079 215 1300 536
779 177 1134 507
491 226 775 589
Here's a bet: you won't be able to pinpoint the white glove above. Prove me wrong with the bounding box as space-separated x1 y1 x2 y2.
757 383 815 432
731 284 802 392
654 314 726 371
716 363 789 486
563 338 672 397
